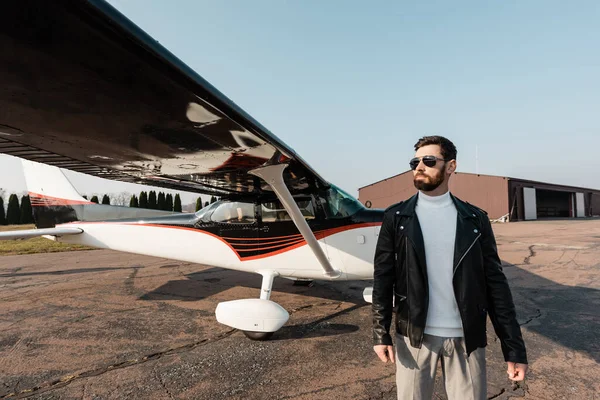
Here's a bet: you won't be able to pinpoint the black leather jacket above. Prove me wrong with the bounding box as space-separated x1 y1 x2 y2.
372 193 527 364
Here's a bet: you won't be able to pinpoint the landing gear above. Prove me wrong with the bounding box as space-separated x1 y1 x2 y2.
215 271 289 340
242 272 281 340
242 331 274 341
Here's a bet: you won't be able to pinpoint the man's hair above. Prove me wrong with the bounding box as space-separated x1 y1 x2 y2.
414 136 457 161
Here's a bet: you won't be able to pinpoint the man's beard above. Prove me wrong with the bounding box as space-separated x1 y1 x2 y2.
413 171 445 192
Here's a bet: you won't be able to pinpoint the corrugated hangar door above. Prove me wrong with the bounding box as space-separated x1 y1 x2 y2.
576 193 586 217
523 187 537 220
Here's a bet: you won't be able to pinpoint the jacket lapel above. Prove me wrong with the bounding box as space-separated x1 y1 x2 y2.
451 194 481 270
397 193 481 277
397 194 427 278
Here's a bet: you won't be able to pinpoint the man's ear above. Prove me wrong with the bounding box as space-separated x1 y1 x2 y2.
446 160 457 174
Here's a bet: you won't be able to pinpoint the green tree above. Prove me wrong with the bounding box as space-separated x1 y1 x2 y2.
20 195 33 224
148 191 157 209
210 196 216 204
102 194 110 205
90 195 99 204
158 192 166 210
82 195 88 200
129 195 139 208
139 191 148 209
166 193 173 211
174 194 182 212
204 201 209 208
6 194 20 225
196 197 203 212
0 197 6 225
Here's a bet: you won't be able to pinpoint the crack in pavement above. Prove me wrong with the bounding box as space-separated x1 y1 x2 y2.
154 366 175 400
488 388 506 399
523 245 536 265
279 372 396 399
124 266 142 296
487 381 526 399
289 301 342 314
1 299 351 399
520 309 542 326
1 329 236 399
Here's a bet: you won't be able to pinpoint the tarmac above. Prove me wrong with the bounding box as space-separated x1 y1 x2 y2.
0 219 598 399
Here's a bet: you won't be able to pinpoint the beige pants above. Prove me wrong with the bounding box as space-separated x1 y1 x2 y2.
395 334 486 400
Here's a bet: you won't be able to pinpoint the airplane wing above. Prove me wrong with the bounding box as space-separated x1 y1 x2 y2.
0 227 83 241
0 0 329 197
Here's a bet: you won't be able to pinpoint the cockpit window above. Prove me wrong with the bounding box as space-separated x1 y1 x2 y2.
322 185 364 219
210 201 256 224
261 199 315 222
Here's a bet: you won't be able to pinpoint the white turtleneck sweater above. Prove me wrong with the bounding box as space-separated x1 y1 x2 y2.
415 191 463 338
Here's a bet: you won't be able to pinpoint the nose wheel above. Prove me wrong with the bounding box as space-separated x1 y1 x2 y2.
243 271 279 340
215 271 289 340
242 331 274 341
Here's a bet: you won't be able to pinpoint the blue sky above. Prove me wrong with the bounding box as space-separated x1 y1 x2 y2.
1 0 599 201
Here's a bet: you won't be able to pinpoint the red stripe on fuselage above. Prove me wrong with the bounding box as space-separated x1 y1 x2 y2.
229 236 306 247
64 221 382 261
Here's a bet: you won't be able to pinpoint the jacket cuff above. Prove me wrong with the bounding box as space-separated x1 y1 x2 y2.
504 351 528 364
373 333 393 346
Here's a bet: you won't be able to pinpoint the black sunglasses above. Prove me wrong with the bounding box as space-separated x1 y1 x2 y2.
409 155 449 170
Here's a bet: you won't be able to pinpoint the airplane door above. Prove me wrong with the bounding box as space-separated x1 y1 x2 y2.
258 197 338 276
209 201 260 261
321 217 375 279
317 186 376 279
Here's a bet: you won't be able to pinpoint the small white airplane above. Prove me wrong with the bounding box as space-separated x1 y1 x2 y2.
0 0 382 340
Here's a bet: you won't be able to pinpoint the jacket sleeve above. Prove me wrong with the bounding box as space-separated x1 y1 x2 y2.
372 210 396 346
481 216 528 364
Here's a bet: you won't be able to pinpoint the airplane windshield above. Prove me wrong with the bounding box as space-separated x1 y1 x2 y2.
195 201 220 220
322 185 364 218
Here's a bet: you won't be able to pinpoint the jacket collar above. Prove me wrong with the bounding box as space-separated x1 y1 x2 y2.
397 192 477 220
396 191 481 276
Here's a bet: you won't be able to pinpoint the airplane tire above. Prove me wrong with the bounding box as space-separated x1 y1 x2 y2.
243 331 274 341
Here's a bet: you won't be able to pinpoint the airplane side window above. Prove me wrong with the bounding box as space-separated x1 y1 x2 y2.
261 199 315 222
210 202 255 224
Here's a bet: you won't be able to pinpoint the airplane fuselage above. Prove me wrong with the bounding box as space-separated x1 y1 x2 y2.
54 205 384 281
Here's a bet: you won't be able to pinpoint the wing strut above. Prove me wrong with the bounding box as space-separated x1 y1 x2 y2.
249 164 341 279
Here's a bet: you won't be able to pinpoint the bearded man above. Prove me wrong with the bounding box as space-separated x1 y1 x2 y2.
372 136 527 400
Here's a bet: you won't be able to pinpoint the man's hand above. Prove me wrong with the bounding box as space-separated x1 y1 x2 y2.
507 362 528 381
374 345 395 364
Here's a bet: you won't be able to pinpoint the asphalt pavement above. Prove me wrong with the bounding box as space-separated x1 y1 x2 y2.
0 219 598 399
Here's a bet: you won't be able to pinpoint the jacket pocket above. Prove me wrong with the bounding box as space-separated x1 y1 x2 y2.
394 291 407 316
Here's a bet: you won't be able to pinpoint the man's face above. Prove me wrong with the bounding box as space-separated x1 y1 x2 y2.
412 144 449 192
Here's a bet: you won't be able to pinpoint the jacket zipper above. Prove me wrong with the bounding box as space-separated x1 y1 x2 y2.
405 235 411 341
453 233 481 276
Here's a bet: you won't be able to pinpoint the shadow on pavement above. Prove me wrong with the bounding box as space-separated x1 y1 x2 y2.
504 262 599 363
140 267 369 305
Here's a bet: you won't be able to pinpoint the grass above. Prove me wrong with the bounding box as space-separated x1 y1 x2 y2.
0 224 95 256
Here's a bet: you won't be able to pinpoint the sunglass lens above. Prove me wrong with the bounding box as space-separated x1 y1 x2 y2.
422 156 437 167
409 158 420 170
